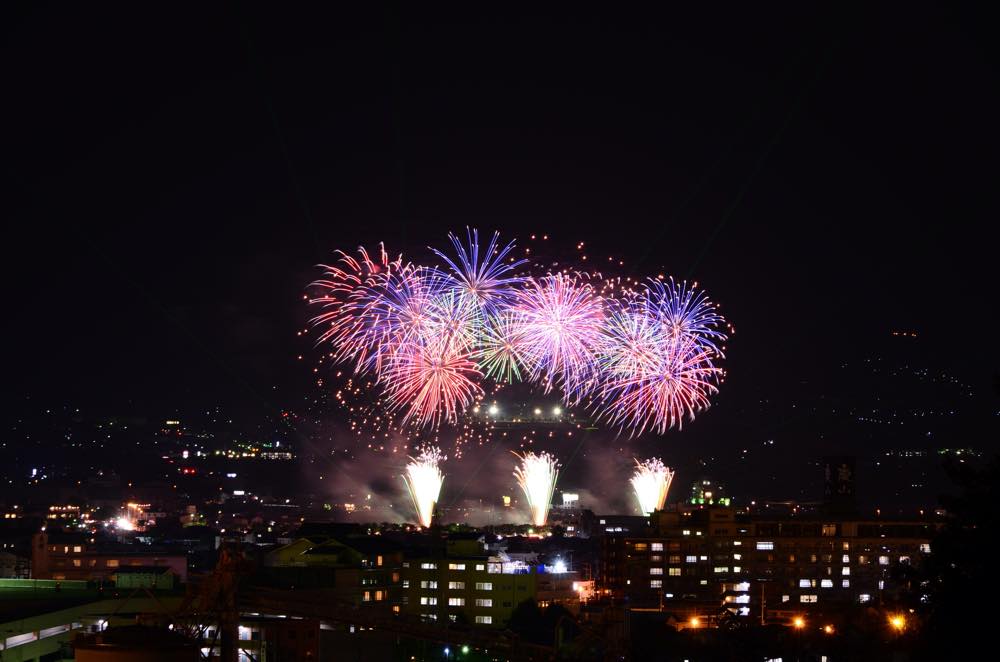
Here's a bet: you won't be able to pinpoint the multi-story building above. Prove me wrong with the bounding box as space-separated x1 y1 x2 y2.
400 535 541 627
31 531 188 582
602 505 938 623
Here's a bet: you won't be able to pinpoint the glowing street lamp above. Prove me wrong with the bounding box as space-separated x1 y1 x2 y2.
793 616 806 629
889 614 906 632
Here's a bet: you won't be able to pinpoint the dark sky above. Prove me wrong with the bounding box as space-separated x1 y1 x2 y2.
4 3 997 429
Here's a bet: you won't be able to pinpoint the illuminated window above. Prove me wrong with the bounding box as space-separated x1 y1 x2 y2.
756 542 774 551
449 563 466 571
713 567 729 574
476 564 485 571
73 546 82 553
475 598 493 607
448 598 465 606
800 594 818 603
650 568 663 575
842 579 850 588
734 595 750 604
650 555 662 562
734 582 750 592
842 542 850 551
899 555 911 565
421 581 438 589
392 605 400 613
782 595 790 603
821 579 833 588
668 555 680 563
377 555 383 567
420 596 438 605
842 567 850 576
799 579 815 588
686 555 697 563
651 543 663 551
73 559 81 567
363 591 371 602
392 572 400 582
634 543 648 551
421 563 437 570
669 568 681 576
822 524 836 536
475 582 493 591
859 594 871 603
448 581 465 590
402 580 409 588
919 543 931 554
475 616 492 624
650 580 663 588
842 555 850 564
733 553 742 561
375 590 384 601
106 560 119 568
878 556 890 565
733 540 742 546
682 530 691 536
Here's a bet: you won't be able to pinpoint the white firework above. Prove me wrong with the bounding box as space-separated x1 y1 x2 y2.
513 451 560 526
630 458 674 515
403 447 446 527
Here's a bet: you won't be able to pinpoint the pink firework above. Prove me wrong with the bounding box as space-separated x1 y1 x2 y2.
595 333 722 436
513 273 605 402
309 244 404 371
381 339 484 427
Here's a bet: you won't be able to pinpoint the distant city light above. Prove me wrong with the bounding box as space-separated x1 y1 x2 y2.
552 406 562 416
488 405 499 416
552 559 568 573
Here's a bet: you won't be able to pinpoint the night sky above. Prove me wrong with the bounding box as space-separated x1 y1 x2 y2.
4 4 997 479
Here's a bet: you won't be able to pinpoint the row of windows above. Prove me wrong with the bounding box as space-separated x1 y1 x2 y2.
417 581 494 591
418 562 488 571
419 597 495 607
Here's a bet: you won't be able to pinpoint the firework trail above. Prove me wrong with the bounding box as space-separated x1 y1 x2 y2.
513 451 560 526
630 458 675 515
403 447 446 527
382 338 483 427
474 311 529 383
647 277 726 356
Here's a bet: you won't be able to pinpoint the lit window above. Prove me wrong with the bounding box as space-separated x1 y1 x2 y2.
686 555 697 563
476 564 486 571
650 580 663 588
651 543 663 551
842 555 850 564
669 568 681 576
421 563 437 570
782 595 790 603
700 555 708 561
650 568 663 575
73 546 82 553
842 542 850 551
713 567 729 574
733 553 742 560
420 596 438 605
448 597 465 606
859 594 871 603
799 579 815 588
106 560 119 568
756 542 774 551
878 580 885 590
800 594 818 603
733 541 742 546
842 579 850 588
448 581 465 590
475 598 493 607
421 580 438 589
919 543 931 554
668 555 680 563
375 590 384 601
475 616 492 624
878 556 889 566
73 559 81 567
475 582 492 591
635 543 648 551
734 582 750 592
402 580 410 588
377 555 383 567
842 567 850 576
734 595 750 604
449 563 466 571
363 591 371 602
822 524 836 536
899 555 911 565
821 579 833 588
682 530 691 536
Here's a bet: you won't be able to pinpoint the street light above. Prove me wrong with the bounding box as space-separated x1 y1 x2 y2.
793 616 806 629
889 614 906 632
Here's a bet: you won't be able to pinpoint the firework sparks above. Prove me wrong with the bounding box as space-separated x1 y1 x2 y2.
513 451 560 526
474 311 529 383
403 447 446 527
630 458 675 515
431 228 527 318
512 273 605 402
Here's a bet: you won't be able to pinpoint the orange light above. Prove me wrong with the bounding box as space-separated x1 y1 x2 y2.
823 625 834 634
889 615 906 632
689 617 700 628
793 617 805 629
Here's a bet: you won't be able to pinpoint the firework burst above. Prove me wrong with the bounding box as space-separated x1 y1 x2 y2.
512 273 605 402
630 458 675 515
474 311 530 383
403 447 446 527
513 451 560 526
431 228 527 319
381 338 483 427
